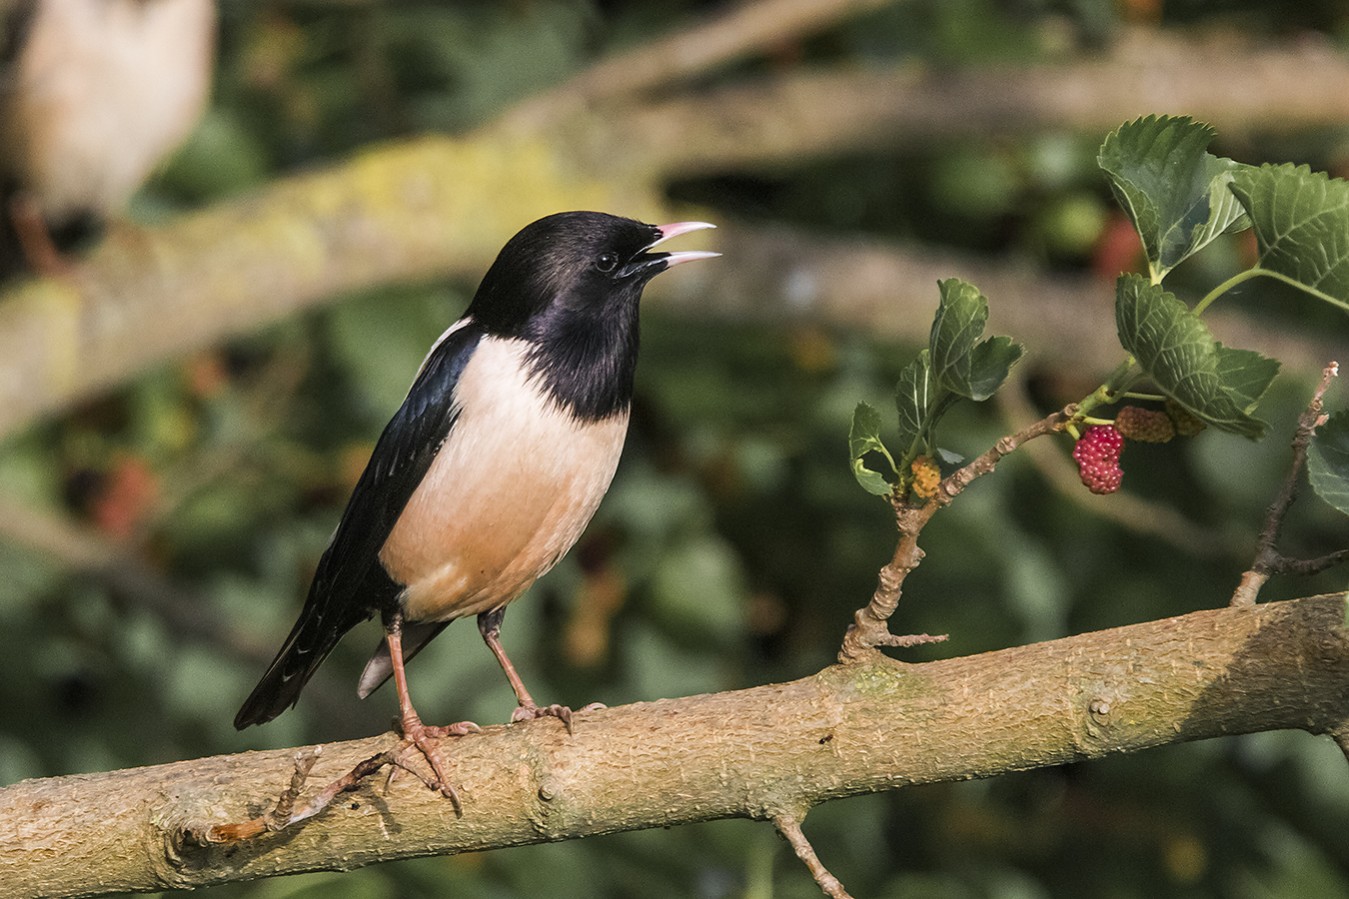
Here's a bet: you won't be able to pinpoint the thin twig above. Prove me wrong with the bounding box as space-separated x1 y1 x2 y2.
1265 548 1349 578
773 813 854 899
286 748 427 824
188 745 413 846
1231 362 1339 607
874 632 949 649
269 748 322 828
185 748 322 844
841 405 1073 659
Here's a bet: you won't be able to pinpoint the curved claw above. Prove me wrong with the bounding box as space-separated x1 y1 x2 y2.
423 720 482 739
510 701 605 735
511 702 572 727
392 717 480 814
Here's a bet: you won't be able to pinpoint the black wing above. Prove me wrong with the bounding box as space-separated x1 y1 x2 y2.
234 320 484 728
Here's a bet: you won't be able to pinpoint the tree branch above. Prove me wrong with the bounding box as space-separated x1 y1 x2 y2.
5 197 1337 446
0 134 665 439
4 593 1347 898
686 225 1341 376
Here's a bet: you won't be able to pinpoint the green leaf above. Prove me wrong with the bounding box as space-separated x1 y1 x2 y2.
967 335 1025 402
929 279 989 394
894 350 939 458
1214 346 1282 412
1098 115 1250 281
928 279 1024 401
848 402 895 496
1308 410 1349 516
1229 164 1349 313
1115 274 1278 438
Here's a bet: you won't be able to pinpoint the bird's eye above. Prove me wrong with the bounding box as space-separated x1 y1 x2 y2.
594 253 619 273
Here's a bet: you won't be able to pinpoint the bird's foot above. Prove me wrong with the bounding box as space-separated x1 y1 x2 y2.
510 701 606 735
392 716 481 814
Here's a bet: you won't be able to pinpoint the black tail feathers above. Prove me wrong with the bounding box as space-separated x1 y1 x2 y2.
234 610 355 729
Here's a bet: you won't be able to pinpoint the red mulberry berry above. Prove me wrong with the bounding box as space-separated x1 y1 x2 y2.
1114 406 1175 443
1072 425 1124 495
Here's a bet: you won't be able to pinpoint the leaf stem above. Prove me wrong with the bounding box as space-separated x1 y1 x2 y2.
1195 266 1349 317
1193 267 1263 316
1120 391 1166 402
1250 267 1349 314
1104 357 1141 395
876 443 900 477
1076 358 1139 420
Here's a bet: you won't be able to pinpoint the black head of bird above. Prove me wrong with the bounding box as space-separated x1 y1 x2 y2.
235 211 717 809
468 212 718 421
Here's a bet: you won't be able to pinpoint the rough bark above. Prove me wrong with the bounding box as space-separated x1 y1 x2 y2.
3 593 1346 898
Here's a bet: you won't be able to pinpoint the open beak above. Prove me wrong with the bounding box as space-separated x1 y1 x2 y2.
622 221 720 277
650 221 720 268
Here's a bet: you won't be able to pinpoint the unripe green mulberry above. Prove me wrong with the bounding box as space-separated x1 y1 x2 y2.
1165 398 1206 437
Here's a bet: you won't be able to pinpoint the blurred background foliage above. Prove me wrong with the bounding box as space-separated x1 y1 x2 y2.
3 1 1349 897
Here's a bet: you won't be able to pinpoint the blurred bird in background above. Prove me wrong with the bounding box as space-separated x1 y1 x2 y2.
235 212 718 807
0 0 215 277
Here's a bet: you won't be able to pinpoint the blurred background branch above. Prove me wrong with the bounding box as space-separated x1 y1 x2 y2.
0 25 1346 438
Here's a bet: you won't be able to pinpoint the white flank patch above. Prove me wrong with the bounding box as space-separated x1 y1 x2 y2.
379 337 629 621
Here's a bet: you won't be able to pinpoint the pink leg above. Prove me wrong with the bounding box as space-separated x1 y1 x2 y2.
477 607 603 733
386 612 479 811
